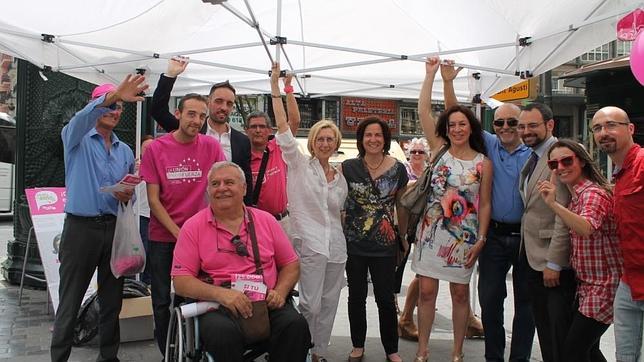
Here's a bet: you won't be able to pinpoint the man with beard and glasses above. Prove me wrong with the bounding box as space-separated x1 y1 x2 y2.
141 78 225 355
591 106 643 362
517 103 573 362
150 56 253 204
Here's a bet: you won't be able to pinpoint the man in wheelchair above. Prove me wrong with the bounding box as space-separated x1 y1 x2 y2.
171 161 311 361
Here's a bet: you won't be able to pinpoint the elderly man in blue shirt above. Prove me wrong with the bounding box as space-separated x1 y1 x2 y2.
441 61 535 362
50 74 148 362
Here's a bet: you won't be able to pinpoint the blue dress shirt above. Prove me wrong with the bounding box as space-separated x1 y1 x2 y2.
61 95 134 216
484 131 531 223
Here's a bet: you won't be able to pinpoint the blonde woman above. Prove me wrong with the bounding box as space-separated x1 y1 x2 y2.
271 63 348 362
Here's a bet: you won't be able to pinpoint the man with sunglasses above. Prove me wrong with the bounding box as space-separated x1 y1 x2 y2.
52 76 148 362
245 73 299 226
172 161 310 361
140 85 226 355
441 62 535 360
517 102 573 362
150 56 253 204
591 106 644 362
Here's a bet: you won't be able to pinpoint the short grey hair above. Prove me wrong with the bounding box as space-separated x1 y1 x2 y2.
207 161 246 185
404 137 430 158
245 110 272 127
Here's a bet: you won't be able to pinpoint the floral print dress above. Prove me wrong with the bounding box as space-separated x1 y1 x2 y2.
411 150 484 283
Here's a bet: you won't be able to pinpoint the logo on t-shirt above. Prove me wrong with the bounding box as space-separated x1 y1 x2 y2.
166 158 203 184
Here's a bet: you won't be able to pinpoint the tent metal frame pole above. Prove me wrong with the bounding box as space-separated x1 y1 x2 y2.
243 0 274 64
0 39 44 68
186 58 267 74
533 0 608 73
292 58 398 74
160 42 263 57
408 41 518 59
220 2 274 39
0 27 42 40
54 42 119 83
279 45 308 96
287 39 407 60
57 56 151 71
57 39 152 58
276 0 282 63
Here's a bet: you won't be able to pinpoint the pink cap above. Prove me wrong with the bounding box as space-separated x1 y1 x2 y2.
91 83 116 100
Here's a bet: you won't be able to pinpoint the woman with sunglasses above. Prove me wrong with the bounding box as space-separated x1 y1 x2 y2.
411 57 492 362
270 63 348 362
405 137 430 180
537 139 622 362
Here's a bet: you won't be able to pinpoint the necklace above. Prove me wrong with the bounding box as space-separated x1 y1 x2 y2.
364 155 385 170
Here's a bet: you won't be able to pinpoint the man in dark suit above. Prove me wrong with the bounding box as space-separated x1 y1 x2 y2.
517 103 573 362
150 56 253 204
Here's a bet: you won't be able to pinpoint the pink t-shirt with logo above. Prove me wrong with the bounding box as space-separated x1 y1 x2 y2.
140 133 225 242
171 207 299 290
250 138 288 215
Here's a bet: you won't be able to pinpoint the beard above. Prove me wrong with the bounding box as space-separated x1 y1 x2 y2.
596 136 617 154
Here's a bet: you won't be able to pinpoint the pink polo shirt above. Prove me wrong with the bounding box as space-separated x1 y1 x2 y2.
140 133 226 242
250 138 288 216
171 206 298 289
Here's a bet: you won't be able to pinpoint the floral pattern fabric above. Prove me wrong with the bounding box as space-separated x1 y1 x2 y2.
411 151 484 283
342 158 408 257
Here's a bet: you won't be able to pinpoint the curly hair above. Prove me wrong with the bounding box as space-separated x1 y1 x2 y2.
435 105 487 156
404 137 430 158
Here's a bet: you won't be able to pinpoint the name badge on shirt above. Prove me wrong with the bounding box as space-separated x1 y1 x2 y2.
231 274 267 301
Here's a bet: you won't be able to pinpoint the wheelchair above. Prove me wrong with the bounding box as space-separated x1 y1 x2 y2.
164 302 269 362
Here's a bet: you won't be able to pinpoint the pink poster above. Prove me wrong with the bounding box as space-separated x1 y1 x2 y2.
25 187 67 215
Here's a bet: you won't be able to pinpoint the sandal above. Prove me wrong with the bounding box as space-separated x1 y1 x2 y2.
398 318 419 341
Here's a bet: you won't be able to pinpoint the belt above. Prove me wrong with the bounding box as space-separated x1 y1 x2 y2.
490 219 521 235
67 213 117 223
273 210 289 221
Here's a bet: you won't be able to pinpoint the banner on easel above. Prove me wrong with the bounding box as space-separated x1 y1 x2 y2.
25 187 97 313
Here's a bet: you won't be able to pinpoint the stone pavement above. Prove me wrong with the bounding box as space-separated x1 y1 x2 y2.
0 220 617 361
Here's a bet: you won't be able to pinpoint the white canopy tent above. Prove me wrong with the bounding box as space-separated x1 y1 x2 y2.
0 0 640 103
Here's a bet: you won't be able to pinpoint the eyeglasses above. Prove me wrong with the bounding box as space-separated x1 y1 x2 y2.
247 124 269 130
217 234 250 257
410 150 426 155
547 155 576 170
517 121 545 131
493 118 519 128
590 121 629 134
315 136 336 144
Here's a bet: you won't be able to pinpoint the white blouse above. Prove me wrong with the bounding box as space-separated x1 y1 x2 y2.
276 129 348 263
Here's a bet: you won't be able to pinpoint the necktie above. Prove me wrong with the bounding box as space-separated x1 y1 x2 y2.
526 151 538 182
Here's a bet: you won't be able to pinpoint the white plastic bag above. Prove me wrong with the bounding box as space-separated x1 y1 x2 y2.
111 201 146 278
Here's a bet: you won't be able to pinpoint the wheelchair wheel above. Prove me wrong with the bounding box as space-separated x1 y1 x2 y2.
165 307 185 362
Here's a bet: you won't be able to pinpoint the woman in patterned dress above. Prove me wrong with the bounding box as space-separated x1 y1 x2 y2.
411 57 492 362
342 116 408 362
538 139 622 361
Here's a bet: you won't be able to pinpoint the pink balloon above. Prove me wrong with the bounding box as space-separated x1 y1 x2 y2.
631 32 644 86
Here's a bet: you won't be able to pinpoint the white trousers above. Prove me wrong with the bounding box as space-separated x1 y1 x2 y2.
297 243 346 356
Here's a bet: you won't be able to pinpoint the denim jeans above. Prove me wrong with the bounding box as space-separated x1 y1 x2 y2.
614 281 644 362
149 240 177 355
478 228 535 362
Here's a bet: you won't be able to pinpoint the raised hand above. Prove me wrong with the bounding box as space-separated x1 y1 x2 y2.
537 172 558 207
166 56 189 78
271 62 281 86
440 59 463 82
425 56 440 76
283 71 293 87
106 74 148 104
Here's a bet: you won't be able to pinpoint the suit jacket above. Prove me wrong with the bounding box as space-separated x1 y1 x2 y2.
150 74 253 204
519 140 571 271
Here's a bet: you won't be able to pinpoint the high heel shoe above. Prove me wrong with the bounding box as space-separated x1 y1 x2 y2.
413 354 428 362
398 318 419 341
452 352 465 362
465 313 484 339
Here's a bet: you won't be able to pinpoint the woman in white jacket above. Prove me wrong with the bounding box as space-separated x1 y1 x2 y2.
271 63 348 362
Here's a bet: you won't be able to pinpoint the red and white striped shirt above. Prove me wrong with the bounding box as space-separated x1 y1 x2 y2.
569 180 623 324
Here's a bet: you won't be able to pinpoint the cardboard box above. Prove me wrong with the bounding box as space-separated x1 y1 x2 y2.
119 296 154 342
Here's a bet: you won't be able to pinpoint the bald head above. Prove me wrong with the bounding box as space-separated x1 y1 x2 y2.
492 102 522 148
592 106 630 124
494 103 521 119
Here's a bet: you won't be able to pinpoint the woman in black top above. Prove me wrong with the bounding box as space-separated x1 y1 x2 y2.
342 116 408 362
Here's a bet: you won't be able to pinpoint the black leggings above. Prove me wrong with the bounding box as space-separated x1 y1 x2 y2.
562 309 610 362
346 254 398 354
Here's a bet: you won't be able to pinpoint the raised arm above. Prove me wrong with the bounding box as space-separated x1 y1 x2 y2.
150 57 189 132
284 73 300 135
441 60 463 110
419 57 444 152
271 63 290 135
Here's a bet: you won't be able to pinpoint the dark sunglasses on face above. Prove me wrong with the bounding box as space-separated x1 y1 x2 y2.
230 235 250 257
493 118 519 128
410 150 425 155
547 155 575 170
